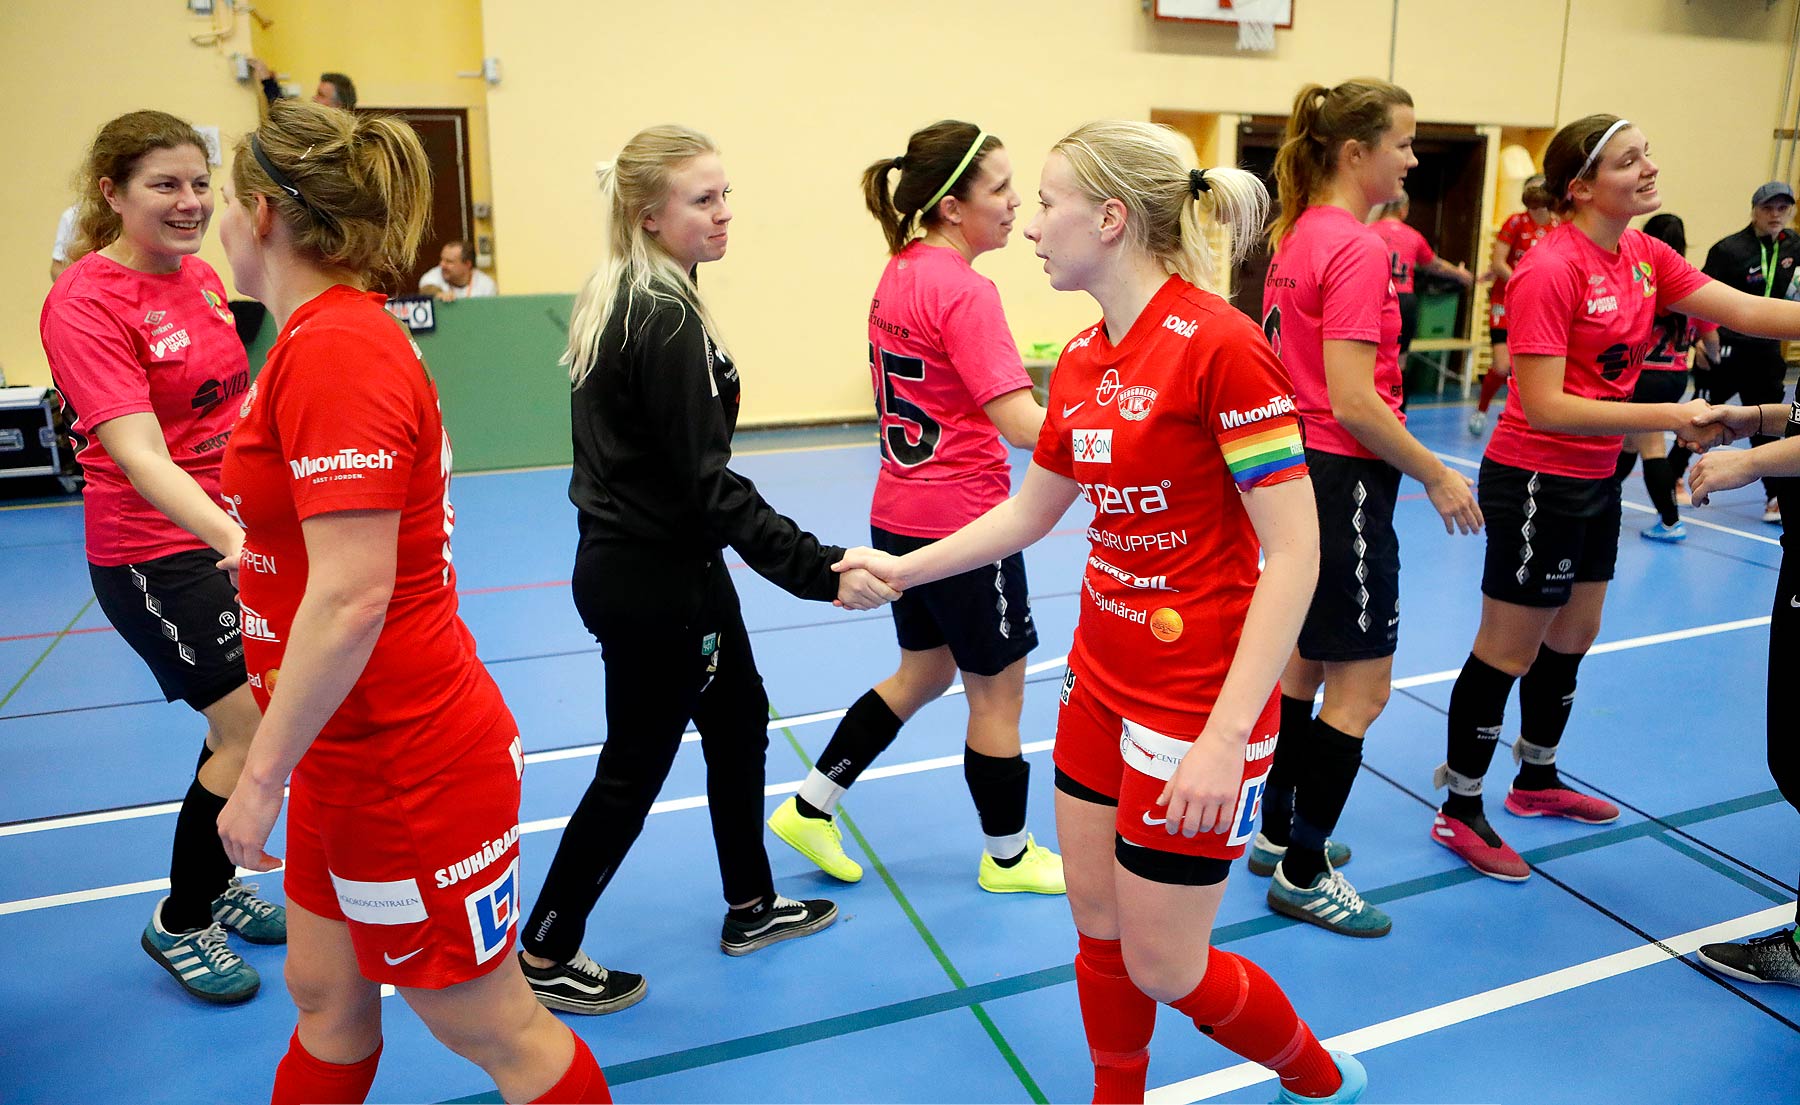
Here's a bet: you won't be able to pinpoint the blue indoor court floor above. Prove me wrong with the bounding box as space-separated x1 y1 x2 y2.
1 399 1795 1104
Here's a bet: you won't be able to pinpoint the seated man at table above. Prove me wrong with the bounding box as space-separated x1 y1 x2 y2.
419 239 497 301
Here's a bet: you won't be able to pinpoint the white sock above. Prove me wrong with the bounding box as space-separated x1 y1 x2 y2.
985 828 1029 862
797 769 845 816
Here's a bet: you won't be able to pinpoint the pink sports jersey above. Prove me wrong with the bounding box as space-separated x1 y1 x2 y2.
1034 276 1308 734
1490 210 1554 308
1262 204 1403 459
1368 218 1435 295
868 242 1033 537
1641 312 1718 373
40 253 248 565
1488 224 1709 478
221 286 509 804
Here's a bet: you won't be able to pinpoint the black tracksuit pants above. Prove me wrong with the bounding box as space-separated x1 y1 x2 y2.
522 539 777 963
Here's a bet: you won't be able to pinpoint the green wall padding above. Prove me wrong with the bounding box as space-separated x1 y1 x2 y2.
245 294 577 473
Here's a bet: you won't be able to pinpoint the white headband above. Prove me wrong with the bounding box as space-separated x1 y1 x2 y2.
1573 119 1633 192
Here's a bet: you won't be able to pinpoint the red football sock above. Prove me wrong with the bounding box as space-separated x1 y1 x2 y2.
1075 933 1156 1104
529 1031 611 1104
1168 949 1339 1100
270 1028 381 1105
1476 370 1504 411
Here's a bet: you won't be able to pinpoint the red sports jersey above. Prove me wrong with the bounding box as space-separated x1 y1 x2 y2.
1262 204 1404 459
1641 311 1718 373
1368 218 1435 295
1490 210 1555 308
40 253 248 565
868 242 1033 537
220 285 508 803
1488 224 1709 478
1034 276 1308 734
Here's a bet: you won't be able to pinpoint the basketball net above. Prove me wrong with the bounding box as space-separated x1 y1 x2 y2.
1231 0 1278 52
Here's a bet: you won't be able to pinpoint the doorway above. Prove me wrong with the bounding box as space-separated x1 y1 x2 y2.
366 107 476 298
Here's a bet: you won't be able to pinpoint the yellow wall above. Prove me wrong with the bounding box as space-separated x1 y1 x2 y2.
248 0 495 281
4 0 259 388
482 0 1800 425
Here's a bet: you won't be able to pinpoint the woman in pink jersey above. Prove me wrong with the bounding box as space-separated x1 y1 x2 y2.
40 110 284 1005
767 120 1064 895
842 121 1364 1105
211 101 608 1104
1469 175 1557 434
1368 190 1472 361
1255 80 1482 940
1431 114 1800 880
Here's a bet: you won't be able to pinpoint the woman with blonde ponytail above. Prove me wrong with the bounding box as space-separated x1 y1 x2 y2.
518 125 896 1012
768 120 1066 895
212 100 610 1102
1253 80 1481 941
839 120 1364 1105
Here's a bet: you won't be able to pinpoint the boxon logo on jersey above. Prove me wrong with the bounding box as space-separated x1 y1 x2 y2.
1072 428 1112 464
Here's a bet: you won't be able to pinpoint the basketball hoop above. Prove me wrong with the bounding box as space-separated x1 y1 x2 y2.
1231 0 1278 51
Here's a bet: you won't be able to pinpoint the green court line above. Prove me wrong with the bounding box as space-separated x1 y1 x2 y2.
769 711 1048 1104
1651 832 1796 907
0 597 93 713
443 786 1789 1104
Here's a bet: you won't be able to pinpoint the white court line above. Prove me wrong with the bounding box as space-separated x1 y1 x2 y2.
1145 903 1794 1104
0 655 1075 839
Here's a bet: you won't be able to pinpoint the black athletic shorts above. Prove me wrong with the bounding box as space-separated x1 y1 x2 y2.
871 525 1036 677
1297 450 1401 662
89 548 246 710
1478 458 1621 608
1630 368 1688 405
1397 292 1419 355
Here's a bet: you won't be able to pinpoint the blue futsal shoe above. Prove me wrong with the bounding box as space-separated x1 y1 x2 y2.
212 878 287 944
142 898 260 1004
1640 520 1686 542
1273 1050 1367 1103
1246 832 1352 877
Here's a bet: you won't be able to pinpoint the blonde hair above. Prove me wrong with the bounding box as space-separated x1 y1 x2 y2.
1051 121 1267 293
566 125 732 386
230 100 432 285
69 110 209 263
1271 79 1414 248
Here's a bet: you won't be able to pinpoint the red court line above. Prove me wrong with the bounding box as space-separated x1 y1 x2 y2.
0 625 116 645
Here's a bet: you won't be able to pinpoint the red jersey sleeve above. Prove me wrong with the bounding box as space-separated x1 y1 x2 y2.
1502 254 1580 357
941 281 1032 407
1648 235 1710 310
1200 331 1309 492
1320 236 1389 343
271 324 422 519
41 297 155 429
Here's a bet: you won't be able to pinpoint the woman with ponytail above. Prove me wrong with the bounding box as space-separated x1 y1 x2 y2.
840 120 1365 1104
516 124 896 1013
212 100 609 1102
1254 79 1481 939
41 110 283 1006
767 121 1064 895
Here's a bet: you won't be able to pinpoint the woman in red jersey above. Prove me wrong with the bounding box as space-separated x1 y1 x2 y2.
212 101 607 1104
1470 174 1557 434
842 120 1364 1105
1368 189 1473 360
1255 80 1482 940
767 120 1064 895
40 110 284 1005
1430 114 1800 880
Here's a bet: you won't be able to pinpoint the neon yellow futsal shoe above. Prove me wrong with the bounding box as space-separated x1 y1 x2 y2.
977 836 1066 895
767 797 863 882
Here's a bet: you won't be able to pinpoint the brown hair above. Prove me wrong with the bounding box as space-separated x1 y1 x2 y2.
1270 79 1414 248
68 110 209 263
230 99 431 285
1521 173 1553 211
443 238 476 263
1542 115 1623 216
863 121 1002 255
319 72 357 109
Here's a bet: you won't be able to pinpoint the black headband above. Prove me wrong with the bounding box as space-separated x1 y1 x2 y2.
250 133 330 224
1189 169 1211 197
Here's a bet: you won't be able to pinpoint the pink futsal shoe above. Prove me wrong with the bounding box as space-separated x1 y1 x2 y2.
1431 811 1530 881
1503 787 1620 824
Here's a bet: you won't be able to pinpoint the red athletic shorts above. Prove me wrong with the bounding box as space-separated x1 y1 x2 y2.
284 716 525 989
1053 663 1278 860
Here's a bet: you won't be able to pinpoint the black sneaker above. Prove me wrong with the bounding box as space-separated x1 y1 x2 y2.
720 894 837 956
519 949 647 1014
1696 928 1800 987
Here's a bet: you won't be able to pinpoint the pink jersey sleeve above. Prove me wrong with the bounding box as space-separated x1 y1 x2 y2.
1032 352 1078 479
1502 254 1580 357
1200 335 1308 492
1647 235 1710 310
1411 225 1437 269
1320 236 1390 343
941 281 1031 407
273 325 422 518
41 297 155 429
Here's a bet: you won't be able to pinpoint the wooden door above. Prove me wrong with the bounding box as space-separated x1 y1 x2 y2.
364 107 475 298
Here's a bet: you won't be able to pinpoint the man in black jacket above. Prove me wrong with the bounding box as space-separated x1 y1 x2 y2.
1702 181 1800 523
